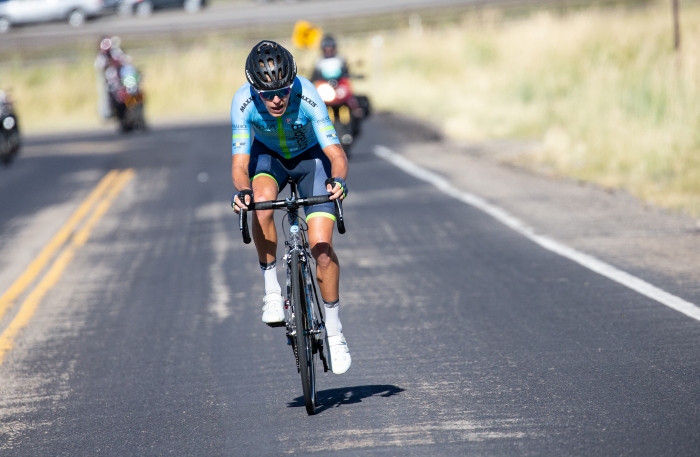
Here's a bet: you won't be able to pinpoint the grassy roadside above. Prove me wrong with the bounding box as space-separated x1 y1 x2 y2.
2 1 699 216
343 2 700 216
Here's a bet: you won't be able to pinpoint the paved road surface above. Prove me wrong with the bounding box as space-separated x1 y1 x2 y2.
0 116 699 455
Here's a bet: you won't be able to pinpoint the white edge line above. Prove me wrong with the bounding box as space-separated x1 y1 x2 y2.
374 145 700 322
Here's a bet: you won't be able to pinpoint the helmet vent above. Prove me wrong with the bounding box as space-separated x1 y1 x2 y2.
245 40 297 90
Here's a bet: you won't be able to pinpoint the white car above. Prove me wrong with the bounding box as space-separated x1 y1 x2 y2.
0 0 106 32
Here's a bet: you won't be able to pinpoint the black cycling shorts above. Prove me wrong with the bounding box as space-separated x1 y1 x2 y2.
248 139 335 220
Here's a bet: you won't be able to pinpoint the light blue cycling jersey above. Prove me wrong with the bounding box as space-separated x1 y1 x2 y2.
230 76 339 159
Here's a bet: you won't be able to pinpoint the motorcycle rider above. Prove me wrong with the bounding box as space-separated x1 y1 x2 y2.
94 36 129 119
310 34 369 149
310 34 350 82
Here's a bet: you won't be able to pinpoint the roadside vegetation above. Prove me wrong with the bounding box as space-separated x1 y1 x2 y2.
348 2 700 216
1 1 699 215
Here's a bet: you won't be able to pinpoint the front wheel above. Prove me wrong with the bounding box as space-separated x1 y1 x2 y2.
0 16 11 33
291 251 316 415
183 0 202 13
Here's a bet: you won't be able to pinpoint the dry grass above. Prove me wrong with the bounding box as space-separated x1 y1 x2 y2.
0 38 250 131
339 3 700 215
2 1 699 215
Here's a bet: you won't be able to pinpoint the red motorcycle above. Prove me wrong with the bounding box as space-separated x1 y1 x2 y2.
107 64 146 133
313 76 370 158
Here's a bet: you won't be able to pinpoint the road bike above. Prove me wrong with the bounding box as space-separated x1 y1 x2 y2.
238 178 346 415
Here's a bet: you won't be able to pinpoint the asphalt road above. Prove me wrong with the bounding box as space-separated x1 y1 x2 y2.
0 116 699 455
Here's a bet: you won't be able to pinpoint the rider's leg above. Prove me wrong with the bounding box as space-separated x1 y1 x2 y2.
307 215 342 335
251 175 279 267
308 214 351 374
307 215 339 302
251 175 284 324
294 144 350 373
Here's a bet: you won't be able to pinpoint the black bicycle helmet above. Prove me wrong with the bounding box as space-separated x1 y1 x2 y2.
245 40 297 91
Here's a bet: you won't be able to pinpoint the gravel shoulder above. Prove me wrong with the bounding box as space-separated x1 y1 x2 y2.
375 112 700 304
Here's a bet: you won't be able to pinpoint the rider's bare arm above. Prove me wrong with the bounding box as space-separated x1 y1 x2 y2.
232 153 252 211
322 144 348 200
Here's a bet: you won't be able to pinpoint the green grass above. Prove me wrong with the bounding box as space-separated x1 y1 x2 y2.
2 1 700 215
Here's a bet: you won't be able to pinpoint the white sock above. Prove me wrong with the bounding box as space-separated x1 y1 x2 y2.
324 299 342 337
260 261 281 295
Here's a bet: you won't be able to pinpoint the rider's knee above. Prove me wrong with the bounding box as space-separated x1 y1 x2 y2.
254 208 275 224
311 242 334 267
251 185 278 223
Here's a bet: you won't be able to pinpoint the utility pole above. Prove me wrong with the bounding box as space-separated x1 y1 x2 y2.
673 0 681 51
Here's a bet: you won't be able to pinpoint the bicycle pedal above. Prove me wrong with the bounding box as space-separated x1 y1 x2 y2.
265 321 286 328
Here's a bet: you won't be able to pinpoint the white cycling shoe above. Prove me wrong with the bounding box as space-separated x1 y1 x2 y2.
262 292 285 326
327 334 352 374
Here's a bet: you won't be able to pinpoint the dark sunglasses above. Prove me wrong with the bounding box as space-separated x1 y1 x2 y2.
257 86 292 100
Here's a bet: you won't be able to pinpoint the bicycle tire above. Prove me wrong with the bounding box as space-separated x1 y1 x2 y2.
291 250 316 415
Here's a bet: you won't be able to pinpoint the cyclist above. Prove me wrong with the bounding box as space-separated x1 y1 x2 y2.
231 40 351 375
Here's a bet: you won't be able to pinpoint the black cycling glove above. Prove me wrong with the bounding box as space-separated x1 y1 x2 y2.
325 177 348 198
232 189 254 210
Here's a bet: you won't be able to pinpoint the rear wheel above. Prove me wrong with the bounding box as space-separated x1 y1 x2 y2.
119 106 134 133
67 9 86 27
134 103 147 131
135 1 153 17
292 251 316 415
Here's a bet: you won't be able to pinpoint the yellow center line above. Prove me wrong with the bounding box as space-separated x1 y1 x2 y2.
73 169 135 247
0 170 120 321
0 169 135 365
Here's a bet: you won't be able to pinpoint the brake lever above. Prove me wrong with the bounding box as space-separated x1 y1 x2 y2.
335 199 346 234
239 209 251 244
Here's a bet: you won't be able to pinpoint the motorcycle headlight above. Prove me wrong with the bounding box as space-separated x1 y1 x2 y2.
335 86 347 100
317 83 336 103
2 116 15 130
123 76 137 89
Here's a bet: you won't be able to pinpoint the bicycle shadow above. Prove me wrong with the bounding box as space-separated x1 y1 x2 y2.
288 384 405 414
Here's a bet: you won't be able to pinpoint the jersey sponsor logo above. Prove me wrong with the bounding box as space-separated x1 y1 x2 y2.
296 93 317 107
285 117 293 124
291 123 309 150
233 142 247 147
233 124 247 129
253 120 277 131
239 96 254 112
326 133 337 139
316 116 330 124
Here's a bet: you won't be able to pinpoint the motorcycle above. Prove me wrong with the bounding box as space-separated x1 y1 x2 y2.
0 91 21 166
107 64 146 133
312 58 371 157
